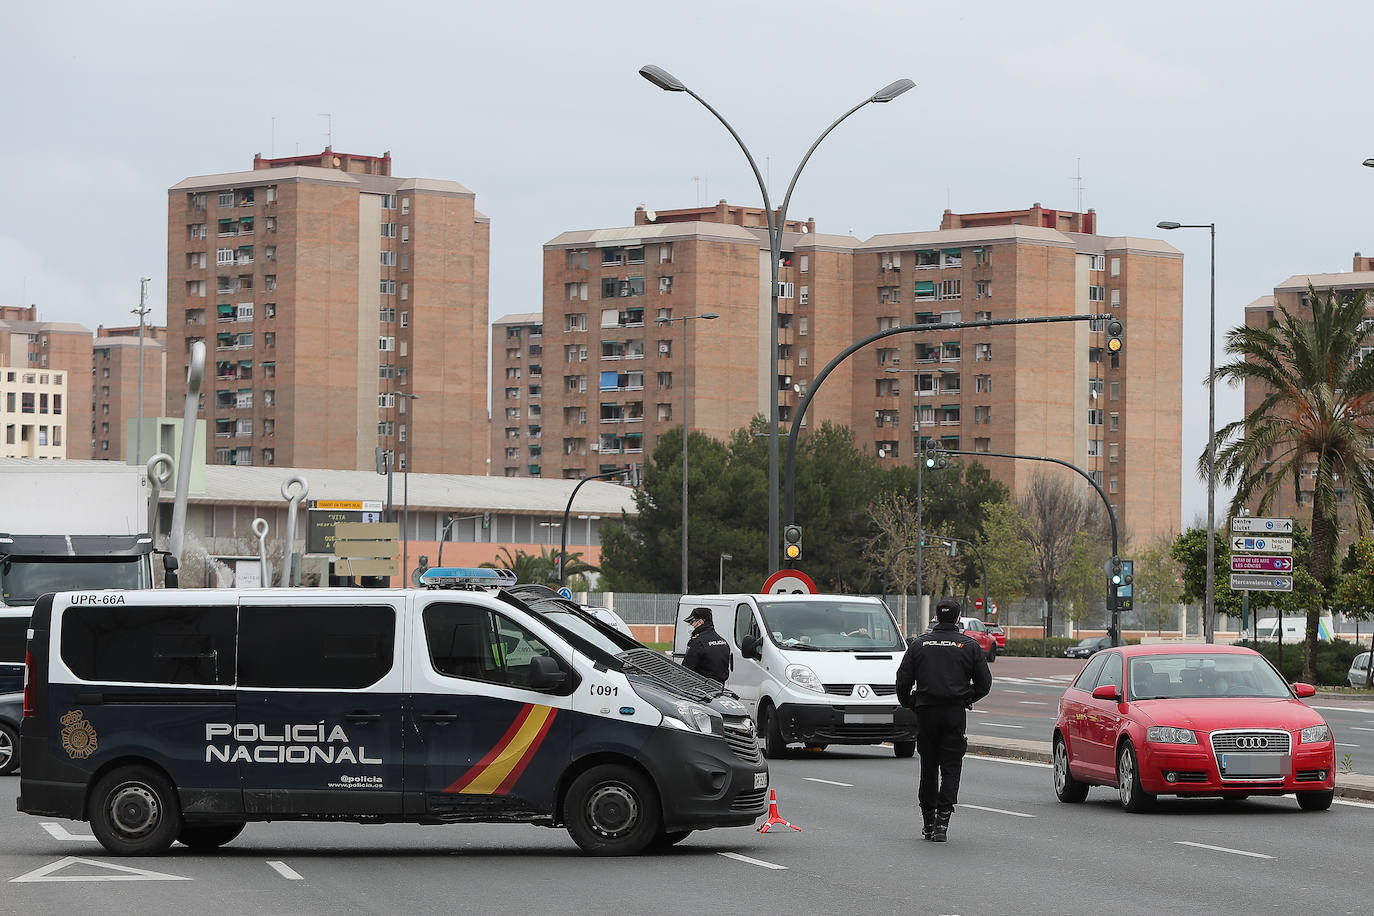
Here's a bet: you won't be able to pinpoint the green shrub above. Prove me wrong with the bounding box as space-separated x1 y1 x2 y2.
1004 637 1081 658
1248 638 1364 686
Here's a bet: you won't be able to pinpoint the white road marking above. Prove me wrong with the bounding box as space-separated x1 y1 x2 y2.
1349 726 1374 732
960 803 1035 818
40 823 97 842
718 852 787 870
803 777 854 787
267 861 303 880
1310 705 1374 714
1018 701 1050 706
1175 841 1272 859
1001 688 1027 694
11 857 191 883
982 722 1025 729
969 708 987 715
968 754 1051 769
1336 742 1361 748
1336 798 1374 809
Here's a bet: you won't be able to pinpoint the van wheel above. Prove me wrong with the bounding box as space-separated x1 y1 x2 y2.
894 740 916 758
0 722 18 776
89 765 182 856
565 764 661 856
760 705 789 759
177 822 246 850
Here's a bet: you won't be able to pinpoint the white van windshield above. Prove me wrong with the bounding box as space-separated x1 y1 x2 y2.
756 599 904 651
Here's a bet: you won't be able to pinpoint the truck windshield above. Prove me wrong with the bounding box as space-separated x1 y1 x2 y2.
756 599 904 651
0 557 151 606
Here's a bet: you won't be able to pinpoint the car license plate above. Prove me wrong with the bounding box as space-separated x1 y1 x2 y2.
754 772 768 790
843 713 893 724
1219 753 1291 778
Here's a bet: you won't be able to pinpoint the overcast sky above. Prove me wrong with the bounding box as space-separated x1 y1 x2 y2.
4 0 1371 534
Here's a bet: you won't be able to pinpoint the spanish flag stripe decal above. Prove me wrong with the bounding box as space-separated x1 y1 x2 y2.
493 707 558 795
447 704 558 795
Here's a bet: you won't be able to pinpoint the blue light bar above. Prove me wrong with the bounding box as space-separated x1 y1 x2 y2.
418 567 517 589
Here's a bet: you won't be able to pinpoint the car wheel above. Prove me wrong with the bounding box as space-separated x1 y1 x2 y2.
565 764 661 856
177 822 246 850
1297 789 1334 812
1116 741 1154 813
89 765 182 856
1053 736 1088 803
894 740 916 759
760 704 789 760
986 644 997 663
0 722 18 776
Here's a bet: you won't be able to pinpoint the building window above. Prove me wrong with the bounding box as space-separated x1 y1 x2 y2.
401 198 409 214
381 251 396 267
1111 288 1121 307
380 279 396 295
939 279 961 300
1110 381 1120 400
1088 409 1104 425
380 194 396 209
975 374 991 393
1109 442 1119 463
381 222 396 238
1087 439 1102 457
380 337 395 352
1109 412 1120 431
976 280 990 299
1087 254 1105 271
1088 285 1105 302
399 283 408 301
1110 257 1121 277
400 226 409 243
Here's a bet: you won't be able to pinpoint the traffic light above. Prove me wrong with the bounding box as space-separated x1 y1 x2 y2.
1119 559 1134 611
783 525 802 562
945 540 958 558
1106 318 1124 353
923 440 948 469
482 512 491 529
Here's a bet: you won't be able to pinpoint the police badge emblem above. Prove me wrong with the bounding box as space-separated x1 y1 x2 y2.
60 709 98 759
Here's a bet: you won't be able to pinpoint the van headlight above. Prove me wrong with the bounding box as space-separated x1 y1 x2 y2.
786 664 825 693
661 700 715 734
1300 724 1332 744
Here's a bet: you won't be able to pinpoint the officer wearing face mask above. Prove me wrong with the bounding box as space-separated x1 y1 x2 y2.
682 607 731 683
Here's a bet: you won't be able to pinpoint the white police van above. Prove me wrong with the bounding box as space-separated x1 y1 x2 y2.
675 594 917 758
18 570 767 856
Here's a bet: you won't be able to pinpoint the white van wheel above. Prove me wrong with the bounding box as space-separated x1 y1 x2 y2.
760 704 789 759
89 765 182 856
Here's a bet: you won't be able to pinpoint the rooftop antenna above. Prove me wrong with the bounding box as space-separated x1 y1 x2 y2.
320 113 332 150
1071 157 1086 213
270 117 276 157
692 176 701 207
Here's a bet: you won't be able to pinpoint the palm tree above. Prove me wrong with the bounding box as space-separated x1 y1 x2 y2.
1208 285 1374 682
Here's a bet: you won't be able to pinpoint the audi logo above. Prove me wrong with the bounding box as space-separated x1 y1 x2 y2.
1234 736 1271 749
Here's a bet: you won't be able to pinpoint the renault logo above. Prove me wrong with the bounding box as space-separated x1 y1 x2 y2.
1235 736 1270 750
857 685 870 698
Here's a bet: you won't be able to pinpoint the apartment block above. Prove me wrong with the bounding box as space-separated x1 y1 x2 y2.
166 149 490 473
1241 254 1374 519
522 202 1183 543
91 324 167 461
491 313 544 476
0 305 93 459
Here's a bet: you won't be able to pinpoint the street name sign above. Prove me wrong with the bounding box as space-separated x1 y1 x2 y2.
1230 516 1293 534
1231 536 1293 553
1230 555 1293 572
1229 573 1293 592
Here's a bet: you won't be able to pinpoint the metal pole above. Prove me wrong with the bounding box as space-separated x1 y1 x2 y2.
134 277 150 464
1205 224 1217 644
681 318 689 595
916 379 924 618
719 552 732 593
560 468 630 585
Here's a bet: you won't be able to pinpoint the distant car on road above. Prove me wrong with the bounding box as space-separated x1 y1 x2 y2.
0 692 20 776
1064 636 1113 659
1348 651 1372 689
984 623 1007 651
958 617 998 663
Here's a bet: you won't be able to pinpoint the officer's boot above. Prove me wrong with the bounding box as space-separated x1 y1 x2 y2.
921 808 935 841
930 808 952 843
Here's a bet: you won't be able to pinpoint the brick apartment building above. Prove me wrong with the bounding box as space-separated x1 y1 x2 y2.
0 305 92 459
166 149 490 474
499 202 1183 542
92 323 166 461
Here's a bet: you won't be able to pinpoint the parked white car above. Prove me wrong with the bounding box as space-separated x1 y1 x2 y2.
1348 651 1372 688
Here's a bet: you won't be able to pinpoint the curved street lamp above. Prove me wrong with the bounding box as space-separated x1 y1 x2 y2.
639 64 914 570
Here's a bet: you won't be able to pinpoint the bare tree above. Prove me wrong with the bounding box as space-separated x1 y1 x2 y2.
1019 470 1108 646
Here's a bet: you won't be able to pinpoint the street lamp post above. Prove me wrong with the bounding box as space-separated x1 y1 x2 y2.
640 65 914 571
132 277 152 464
559 467 634 586
1158 220 1216 643
394 392 420 583
719 553 733 593
886 365 955 616
655 311 719 594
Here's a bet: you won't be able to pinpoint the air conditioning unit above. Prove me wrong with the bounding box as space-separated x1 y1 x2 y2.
659 344 670 354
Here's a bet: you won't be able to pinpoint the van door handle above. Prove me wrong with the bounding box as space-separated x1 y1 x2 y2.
421 713 458 724
345 713 383 723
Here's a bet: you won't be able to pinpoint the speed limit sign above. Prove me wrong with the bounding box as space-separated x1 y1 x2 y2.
761 569 817 595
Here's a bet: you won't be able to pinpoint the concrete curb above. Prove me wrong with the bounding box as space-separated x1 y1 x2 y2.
968 736 1374 802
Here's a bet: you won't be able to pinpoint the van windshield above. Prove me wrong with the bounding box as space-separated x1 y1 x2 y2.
0 557 151 606
756 599 904 651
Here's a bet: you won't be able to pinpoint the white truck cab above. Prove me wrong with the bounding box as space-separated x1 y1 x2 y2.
675 594 917 758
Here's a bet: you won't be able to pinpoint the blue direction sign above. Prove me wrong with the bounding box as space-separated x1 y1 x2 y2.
1231 536 1293 553
1230 555 1293 572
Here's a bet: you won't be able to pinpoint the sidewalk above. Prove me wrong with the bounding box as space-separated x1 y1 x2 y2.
968 735 1374 802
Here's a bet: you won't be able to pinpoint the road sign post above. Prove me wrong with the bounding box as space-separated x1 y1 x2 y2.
1229 518 1293 600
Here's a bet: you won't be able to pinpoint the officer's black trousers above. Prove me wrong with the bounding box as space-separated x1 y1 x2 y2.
914 704 968 813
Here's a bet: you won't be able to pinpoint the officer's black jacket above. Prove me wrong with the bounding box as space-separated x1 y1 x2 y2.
683 625 731 683
895 622 992 708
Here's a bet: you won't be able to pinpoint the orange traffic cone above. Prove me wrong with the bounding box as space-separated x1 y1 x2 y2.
757 788 801 833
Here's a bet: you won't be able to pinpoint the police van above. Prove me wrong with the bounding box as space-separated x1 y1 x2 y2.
17 570 767 856
674 593 917 759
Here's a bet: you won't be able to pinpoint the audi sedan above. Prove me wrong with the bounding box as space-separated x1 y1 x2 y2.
1064 636 1112 659
1052 644 1335 812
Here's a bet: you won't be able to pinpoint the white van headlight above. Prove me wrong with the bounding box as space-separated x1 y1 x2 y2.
661 700 715 734
786 664 825 693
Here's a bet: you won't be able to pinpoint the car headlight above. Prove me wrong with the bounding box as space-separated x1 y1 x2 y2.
1146 726 1197 744
1300 724 1332 744
786 664 825 693
660 700 715 734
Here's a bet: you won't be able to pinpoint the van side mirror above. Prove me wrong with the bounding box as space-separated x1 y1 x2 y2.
740 634 761 660
528 655 569 692
159 552 180 589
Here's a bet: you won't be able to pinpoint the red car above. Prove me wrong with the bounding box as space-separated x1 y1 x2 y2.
984 622 1007 651
958 617 997 663
1052 643 1335 812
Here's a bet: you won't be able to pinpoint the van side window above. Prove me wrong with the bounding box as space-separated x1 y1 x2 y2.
61 605 236 685
734 604 757 648
424 603 556 690
238 605 395 689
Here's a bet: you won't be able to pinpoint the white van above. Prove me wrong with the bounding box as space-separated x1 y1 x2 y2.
18 570 768 857
1255 616 1333 642
675 594 916 758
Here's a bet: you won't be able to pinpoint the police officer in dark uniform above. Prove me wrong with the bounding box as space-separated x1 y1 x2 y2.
895 597 992 842
682 607 731 683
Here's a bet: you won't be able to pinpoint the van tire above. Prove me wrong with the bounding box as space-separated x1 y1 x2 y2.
565 764 661 856
893 740 916 758
760 704 789 759
89 765 182 856
0 722 18 776
177 822 246 850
